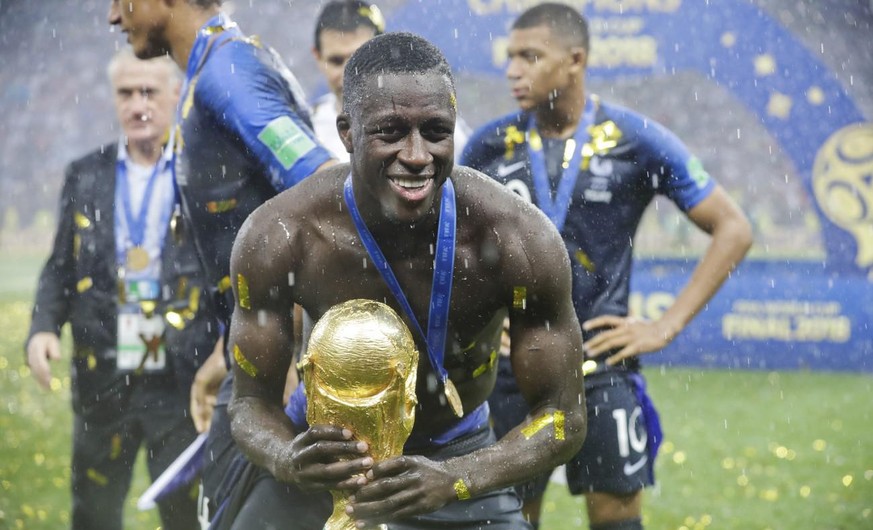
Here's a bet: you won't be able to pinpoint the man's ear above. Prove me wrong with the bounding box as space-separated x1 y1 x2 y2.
336 113 353 153
568 46 588 74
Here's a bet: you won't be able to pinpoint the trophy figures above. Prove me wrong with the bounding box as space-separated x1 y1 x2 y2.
300 299 419 530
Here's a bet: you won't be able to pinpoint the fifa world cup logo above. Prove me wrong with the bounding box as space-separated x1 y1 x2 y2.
812 122 873 271
300 299 419 530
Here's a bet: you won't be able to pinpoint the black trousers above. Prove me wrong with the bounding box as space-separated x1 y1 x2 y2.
70 377 199 530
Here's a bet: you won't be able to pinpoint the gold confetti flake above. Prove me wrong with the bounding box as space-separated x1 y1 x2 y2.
110 434 122 460
76 277 93 293
86 468 108 486
73 211 92 229
587 120 622 155
453 479 471 500
521 411 565 440
471 350 497 378
189 286 201 312
233 344 259 378
358 5 385 32
512 286 527 310
237 273 251 310
166 311 185 330
575 249 595 272
73 234 81 261
217 275 232 294
503 126 525 160
206 198 238 213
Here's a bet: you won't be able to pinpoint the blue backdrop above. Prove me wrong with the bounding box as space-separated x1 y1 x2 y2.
391 0 873 371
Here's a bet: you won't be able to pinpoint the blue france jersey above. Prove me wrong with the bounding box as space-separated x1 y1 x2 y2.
461 98 715 327
174 24 333 321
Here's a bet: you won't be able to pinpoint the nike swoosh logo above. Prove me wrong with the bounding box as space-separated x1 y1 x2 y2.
496 161 526 177
623 455 648 476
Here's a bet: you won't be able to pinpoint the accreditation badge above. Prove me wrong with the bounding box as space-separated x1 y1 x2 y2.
117 279 166 372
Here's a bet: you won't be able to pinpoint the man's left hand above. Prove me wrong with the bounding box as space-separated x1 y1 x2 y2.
346 455 455 527
582 315 677 365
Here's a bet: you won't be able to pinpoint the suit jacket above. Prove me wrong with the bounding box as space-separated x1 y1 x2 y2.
28 142 218 418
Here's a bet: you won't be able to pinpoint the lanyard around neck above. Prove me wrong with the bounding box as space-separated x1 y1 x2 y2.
527 96 597 232
116 146 172 248
172 14 238 161
342 174 458 401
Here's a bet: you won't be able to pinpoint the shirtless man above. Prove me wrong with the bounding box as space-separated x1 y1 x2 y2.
225 32 587 529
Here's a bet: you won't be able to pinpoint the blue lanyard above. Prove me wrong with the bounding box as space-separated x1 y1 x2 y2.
527 97 597 232
178 14 238 112
115 155 169 249
171 14 238 179
343 174 456 386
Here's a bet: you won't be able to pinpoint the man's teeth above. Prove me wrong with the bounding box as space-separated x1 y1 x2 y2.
393 178 427 189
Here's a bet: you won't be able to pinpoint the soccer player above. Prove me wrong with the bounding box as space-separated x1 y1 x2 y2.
310 0 470 162
107 0 335 523
224 32 587 529
461 4 753 529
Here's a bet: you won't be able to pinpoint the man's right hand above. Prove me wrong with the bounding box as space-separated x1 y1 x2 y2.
190 337 227 433
277 425 374 492
26 332 62 390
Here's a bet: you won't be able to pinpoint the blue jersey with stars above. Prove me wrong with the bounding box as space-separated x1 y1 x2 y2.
174 20 333 322
461 98 716 334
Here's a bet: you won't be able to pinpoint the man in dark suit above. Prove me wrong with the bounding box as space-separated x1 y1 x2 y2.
25 48 218 530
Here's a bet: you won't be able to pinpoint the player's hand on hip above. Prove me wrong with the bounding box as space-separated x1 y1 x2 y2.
582 315 674 365
281 425 374 492
26 332 61 390
347 455 454 526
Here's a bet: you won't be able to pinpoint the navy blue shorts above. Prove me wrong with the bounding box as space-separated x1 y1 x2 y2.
488 357 655 498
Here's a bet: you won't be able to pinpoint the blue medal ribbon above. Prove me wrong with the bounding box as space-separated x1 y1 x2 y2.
171 14 240 183
178 14 239 115
527 96 597 232
343 174 456 392
114 145 174 268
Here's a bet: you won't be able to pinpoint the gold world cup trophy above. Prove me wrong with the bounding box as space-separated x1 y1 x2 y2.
299 299 419 530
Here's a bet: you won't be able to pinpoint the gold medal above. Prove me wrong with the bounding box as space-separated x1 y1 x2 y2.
126 246 150 271
444 378 464 418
